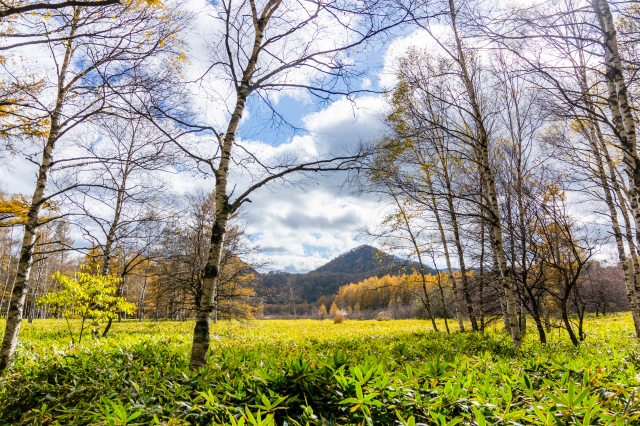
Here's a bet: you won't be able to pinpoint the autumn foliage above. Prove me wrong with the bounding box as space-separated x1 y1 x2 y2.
37 268 136 343
334 273 451 314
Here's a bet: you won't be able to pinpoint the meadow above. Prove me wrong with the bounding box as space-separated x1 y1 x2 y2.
0 316 639 425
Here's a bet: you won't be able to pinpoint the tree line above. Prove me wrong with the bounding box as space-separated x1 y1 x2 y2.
349 0 640 348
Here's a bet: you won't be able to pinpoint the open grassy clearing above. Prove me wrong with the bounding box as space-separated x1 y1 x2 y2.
0 316 639 425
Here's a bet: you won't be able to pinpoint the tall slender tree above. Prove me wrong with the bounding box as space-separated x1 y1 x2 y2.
0 1 185 370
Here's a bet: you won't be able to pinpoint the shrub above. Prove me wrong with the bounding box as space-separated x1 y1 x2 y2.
334 309 347 324
37 269 136 343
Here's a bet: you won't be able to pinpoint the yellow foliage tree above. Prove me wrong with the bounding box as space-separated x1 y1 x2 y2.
216 256 258 320
0 194 58 227
37 268 136 344
334 272 458 315
317 304 327 320
329 302 339 315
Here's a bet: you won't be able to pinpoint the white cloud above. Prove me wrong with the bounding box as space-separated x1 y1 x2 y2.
222 95 389 271
378 27 447 89
0 1 411 274
2 156 36 195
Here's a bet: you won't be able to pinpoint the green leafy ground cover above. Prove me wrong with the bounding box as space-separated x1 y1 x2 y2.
0 316 639 425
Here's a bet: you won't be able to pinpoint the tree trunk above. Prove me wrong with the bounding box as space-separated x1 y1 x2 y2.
561 298 579 346
155 286 160 321
592 0 640 333
28 258 46 324
138 266 148 321
0 21 75 369
572 35 640 337
588 121 640 336
188 0 276 368
101 169 130 276
478 206 486 332
0 146 56 369
444 187 478 332
447 0 521 347
190 202 231 368
426 171 466 332
387 186 438 331
534 318 547 342
0 225 15 318
437 275 451 333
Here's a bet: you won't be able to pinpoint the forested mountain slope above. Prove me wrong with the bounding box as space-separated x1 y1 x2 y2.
257 245 437 303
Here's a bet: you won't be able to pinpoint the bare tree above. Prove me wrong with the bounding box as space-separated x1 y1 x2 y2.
153 191 260 321
359 158 440 331
130 0 412 369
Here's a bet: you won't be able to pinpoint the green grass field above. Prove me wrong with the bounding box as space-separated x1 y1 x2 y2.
0 315 639 425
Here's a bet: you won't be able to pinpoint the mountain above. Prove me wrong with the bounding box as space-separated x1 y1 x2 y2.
312 245 398 274
257 245 437 303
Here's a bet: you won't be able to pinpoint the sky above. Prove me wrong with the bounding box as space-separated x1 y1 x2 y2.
159 3 444 273
0 2 441 274
2 1 613 274
131 1 444 273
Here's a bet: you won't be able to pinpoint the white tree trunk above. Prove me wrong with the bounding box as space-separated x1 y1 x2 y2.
447 0 521 347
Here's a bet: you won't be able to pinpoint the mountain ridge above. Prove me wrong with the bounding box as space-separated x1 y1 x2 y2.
257 245 437 303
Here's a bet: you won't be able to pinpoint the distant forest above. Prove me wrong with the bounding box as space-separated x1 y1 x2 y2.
258 245 434 304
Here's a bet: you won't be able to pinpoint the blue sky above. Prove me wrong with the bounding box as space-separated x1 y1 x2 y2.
0 1 446 273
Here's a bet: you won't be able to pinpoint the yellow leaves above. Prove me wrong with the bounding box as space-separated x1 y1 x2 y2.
140 0 163 7
165 50 188 75
0 194 30 227
0 77 48 140
541 183 565 205
122 0 164 12
318 304 328 316
0 193 58 227
18 115 50 139
569 118 589 134
37 268 136 325
335 272 453 312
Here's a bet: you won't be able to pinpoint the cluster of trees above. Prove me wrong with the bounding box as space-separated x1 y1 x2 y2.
331 267 628 327
358 0 640 346
1 0 639 371
0 191 258 323
334 273 450 321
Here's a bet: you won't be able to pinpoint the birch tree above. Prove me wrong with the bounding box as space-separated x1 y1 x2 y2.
0 2 185 370
494 0 640 337
131 0 412 369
